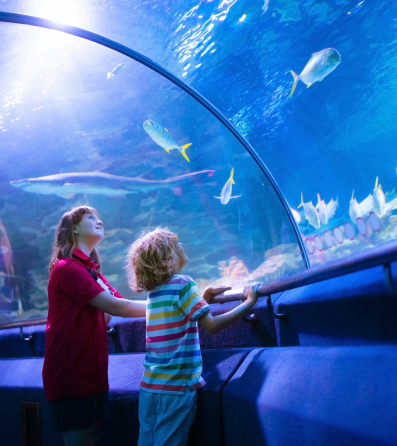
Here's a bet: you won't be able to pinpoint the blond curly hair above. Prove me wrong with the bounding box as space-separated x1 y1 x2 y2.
125 227 180 292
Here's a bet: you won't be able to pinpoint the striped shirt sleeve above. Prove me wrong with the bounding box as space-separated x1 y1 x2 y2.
178 276 210 322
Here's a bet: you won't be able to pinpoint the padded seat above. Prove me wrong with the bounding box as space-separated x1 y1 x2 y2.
223 346 397 446
273 265 397 346
0 348 253 446
0 324 46 358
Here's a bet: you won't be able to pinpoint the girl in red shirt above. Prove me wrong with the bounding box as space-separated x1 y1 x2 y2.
42 206 146 446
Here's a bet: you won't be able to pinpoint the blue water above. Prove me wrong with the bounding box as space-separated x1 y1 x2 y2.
0 0 396 323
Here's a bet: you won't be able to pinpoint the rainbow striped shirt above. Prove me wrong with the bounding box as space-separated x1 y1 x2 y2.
140 274 210 395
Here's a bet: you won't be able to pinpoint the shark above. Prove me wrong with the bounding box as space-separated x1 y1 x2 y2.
10 170 215 199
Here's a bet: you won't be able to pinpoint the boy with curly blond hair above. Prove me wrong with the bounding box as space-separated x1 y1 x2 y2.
126 227 257 446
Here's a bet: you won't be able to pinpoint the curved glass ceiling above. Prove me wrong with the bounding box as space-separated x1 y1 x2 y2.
0 20 303 324
2 1 396 269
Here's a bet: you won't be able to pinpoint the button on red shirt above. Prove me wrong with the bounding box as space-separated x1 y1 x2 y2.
42 248 123 401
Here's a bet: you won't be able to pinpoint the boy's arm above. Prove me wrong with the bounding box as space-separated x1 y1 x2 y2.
198 285 257 335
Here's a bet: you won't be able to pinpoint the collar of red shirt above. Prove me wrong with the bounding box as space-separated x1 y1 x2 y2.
73 248 99 271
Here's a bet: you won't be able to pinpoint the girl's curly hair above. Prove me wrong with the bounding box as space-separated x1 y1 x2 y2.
125 227 180 292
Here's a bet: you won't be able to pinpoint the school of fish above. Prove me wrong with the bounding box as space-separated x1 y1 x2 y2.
294 177 397 230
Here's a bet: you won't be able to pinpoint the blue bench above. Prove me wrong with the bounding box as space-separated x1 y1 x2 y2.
273 265 397 346
222 346 397 446
0 348 253 446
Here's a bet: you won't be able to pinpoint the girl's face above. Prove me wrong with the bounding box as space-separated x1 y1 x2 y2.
174 240 188 272
75 213 104 245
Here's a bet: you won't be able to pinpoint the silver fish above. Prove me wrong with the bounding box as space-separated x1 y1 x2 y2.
107 63 125 79
10 170 215 199
214 168 242 205
372 177 397 217
289 48 341 97
316 194 328 225
373 176 385 215
326 196 339 220
298 193 320 228
349 190 361 224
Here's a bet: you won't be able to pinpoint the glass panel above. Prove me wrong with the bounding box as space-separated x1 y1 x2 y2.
0 22 304 325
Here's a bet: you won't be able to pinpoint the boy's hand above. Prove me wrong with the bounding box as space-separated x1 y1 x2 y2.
244 285 258 307
203 286 232 303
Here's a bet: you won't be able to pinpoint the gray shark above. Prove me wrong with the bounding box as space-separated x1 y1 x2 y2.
10 170 216 199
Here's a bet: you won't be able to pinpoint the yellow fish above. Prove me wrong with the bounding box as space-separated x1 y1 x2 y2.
289 48 341 97
143 120 192 162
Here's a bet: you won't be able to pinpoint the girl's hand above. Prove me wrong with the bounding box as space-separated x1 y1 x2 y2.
244 285 258 307
203 286 232 303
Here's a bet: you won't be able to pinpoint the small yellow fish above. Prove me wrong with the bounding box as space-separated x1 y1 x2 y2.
214 168 242 205
289 48 341 97
143 120 192 162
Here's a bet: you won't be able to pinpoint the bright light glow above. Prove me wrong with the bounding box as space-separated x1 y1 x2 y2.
239 14 246 22
34 0 86 28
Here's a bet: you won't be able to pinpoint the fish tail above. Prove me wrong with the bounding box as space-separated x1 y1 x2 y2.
375 176 379 189
107 73 113 79
289 70 299 97
298 192 304 208
351 190 355 200
229 167 235 185
164 148 170 153
180 143 192 162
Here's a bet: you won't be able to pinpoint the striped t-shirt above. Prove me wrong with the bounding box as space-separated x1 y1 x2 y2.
140 274 210 395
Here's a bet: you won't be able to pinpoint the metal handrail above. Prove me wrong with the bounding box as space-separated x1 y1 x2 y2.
0 11 310 269
0 318 47 330
211 240 397 303
1 241 397 330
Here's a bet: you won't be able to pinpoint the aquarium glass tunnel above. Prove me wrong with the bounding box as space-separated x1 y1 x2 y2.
0 1 396 325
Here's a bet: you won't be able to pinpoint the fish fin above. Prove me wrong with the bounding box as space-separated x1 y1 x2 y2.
229 167 236 185
180 143 192 162
214 196 222 199
306 83 312 88
164 148 170 153
351 190 355 200
375 176 379 189
107 73 113 79
298 192 304 208
289 71 299 98
316 193 321 208
230 195 242 199
56 192 76 199
135 170 151 179
164 128 168 132
393 187 396 193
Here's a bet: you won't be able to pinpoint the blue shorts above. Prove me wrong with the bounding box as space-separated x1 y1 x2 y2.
138 386 197 446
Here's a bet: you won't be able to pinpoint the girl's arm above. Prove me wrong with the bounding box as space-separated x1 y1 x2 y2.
89 291 146 318
198 285 257 335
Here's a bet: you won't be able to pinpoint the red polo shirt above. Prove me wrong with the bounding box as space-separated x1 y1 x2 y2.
42 248 123 401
